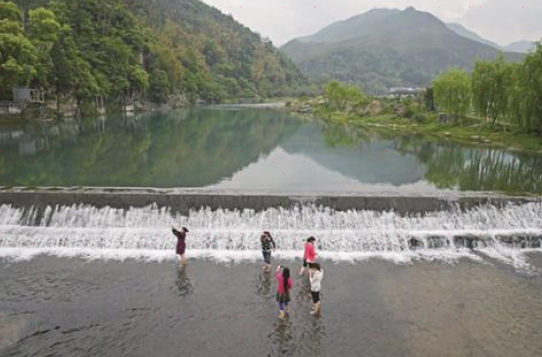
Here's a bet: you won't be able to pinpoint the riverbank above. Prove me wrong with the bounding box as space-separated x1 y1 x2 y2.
287 99 542 154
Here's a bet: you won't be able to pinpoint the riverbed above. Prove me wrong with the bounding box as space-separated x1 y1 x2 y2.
1 257 542 357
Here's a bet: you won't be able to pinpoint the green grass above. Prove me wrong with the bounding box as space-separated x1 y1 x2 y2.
311 109 542 153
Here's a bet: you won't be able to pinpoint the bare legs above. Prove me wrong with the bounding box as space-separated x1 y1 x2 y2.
311 301 321 316
177 254 187 265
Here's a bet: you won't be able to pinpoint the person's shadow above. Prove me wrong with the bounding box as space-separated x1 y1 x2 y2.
175 265 193 297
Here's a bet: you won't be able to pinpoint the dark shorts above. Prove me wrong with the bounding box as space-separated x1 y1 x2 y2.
303 259 314 268
262 250 272 264
311 291 320 303
276 292 291 304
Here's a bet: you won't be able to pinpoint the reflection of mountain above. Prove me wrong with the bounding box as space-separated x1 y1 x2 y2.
0 109 302 187
280 124 425 186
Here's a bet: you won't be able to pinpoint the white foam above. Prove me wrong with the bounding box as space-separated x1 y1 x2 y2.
0 203 541 269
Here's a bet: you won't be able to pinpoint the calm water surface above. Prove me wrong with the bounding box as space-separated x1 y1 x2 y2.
0 107 541 193
1 257 542 357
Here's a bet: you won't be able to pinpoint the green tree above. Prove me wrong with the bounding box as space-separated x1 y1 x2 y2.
324 81 368 112
28 8 60 46
516 43 542 134
149 69 170 103
472 55 512 126
0 1 38 92
433 68 471 123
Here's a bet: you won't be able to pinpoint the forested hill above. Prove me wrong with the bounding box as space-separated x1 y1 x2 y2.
1 0 306 106
281 7 523 94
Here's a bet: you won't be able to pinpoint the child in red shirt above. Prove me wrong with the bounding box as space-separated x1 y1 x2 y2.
299 236 317 276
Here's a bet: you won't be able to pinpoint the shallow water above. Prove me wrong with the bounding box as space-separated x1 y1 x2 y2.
1 257 542 357
1 107 541 194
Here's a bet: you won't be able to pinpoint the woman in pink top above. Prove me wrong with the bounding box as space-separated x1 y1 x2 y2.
299 236 317 276
275 265 293 319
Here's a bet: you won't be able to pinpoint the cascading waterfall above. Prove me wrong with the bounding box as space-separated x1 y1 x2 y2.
0 203 541 269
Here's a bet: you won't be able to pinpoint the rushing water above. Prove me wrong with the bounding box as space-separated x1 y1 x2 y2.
0 107 541 193
1 203 541 270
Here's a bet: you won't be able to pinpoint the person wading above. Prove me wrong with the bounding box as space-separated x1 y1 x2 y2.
261 231 276 272
172 226 189 265
299 236 317 276
309 263 324 316
275 265 293 320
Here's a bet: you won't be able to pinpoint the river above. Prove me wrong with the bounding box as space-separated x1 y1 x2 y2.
1 107 542 357
0 107 541 194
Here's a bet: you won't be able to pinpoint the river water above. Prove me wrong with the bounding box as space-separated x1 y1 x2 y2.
0 107 541 193
1 258 542 357
1 107 542 356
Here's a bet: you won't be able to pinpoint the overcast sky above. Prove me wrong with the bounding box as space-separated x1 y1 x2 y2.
201 0 542 46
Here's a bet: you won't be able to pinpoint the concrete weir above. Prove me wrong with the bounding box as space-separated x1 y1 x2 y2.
0 187 539 214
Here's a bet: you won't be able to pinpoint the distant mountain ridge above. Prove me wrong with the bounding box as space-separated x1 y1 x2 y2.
503 41 536 53
445 23 536 54
281 7 524 93
445 23 501 49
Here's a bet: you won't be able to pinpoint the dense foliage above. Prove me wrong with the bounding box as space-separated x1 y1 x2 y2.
433 44 542 135
0 0 306 107
433 69 471 122
323 81 369 112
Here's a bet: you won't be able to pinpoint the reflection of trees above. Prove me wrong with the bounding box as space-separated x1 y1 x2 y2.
396 139 542 194
0 109 301 187
320 123 371 148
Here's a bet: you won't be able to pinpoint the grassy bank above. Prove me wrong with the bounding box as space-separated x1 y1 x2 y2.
287 98 542 154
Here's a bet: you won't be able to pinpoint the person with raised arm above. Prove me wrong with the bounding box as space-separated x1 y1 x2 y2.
275 265 293 320
261 231 276 272
309 263 324 316
172 226 189 265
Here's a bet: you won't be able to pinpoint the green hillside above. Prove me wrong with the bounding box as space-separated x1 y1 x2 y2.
281 7 522 94
1 0 305 108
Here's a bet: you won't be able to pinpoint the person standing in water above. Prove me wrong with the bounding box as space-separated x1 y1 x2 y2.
299 236 317 276
172 226 189 265
275 265 293 320
261 231 276 272
309 263 324 316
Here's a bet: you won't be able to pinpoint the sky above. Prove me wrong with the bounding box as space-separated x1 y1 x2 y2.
201 0 542 47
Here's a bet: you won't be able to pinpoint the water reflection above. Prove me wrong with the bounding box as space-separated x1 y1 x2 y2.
268 320 297 357
254 271 273 299
0 108 300 187
1 108 541 194
175 265 193 297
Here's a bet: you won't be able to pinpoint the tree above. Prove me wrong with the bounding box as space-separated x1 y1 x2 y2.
149 69 170 103
28 8 60 46
324 81 368 112
516 43 542 134
0 2 38 92
423 86 435 111
433 68 471 123
472 55 512 126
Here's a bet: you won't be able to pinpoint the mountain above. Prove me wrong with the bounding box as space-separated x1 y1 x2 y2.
297 8 401 44
445 23 501 49
503 41 536 53
281 7 522 94
5 0 305 106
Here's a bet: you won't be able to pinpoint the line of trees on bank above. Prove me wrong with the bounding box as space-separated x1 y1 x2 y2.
0 0 305 110
433 44 542 135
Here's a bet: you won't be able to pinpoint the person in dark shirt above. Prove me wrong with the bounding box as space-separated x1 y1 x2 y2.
261 231 276 272
172 226 189 265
